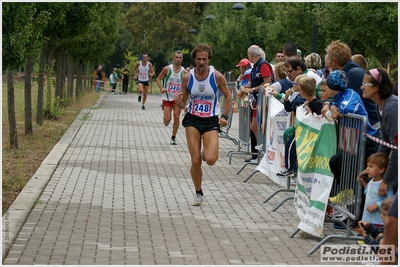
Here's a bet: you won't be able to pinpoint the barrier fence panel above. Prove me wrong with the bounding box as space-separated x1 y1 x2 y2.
245 95 294 209
219 81 238 145
290 113 368 255
240 88 268 177
233 88 267 173
227 95 253 164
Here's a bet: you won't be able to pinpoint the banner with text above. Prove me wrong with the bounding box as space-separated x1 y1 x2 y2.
256 96 291 187
294 106 336 238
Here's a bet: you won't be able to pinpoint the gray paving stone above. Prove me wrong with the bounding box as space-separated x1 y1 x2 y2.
2 93 364 265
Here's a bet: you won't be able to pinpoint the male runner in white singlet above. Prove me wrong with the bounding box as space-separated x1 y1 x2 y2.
156 50 188 145
174 43 232 206
133 52 155 110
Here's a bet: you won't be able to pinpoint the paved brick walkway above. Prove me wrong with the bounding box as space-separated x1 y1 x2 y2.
3 92 357 265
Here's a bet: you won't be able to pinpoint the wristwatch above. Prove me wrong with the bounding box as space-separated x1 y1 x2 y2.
221 114 229 120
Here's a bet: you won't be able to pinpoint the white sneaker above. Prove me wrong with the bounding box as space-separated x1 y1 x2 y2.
255 144 263 151
240 144 248 152
290 178 297 185
170 138 177 145
191 193 203 206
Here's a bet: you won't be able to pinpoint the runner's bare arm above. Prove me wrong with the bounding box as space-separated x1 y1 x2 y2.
175 73 189 109
149 63 155 78
156 66 170 93
216 71 232 118
133 62 139 80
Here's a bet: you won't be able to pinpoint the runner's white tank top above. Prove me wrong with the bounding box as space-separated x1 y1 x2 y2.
187 66 220 117
138 61 150 82
161 64 185 101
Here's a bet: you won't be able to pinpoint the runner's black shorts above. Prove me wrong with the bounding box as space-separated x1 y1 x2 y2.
182 113 221 135
138 80 149 86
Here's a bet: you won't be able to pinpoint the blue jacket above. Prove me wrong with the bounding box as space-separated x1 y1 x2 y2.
332 88 377 136
343 60 380 127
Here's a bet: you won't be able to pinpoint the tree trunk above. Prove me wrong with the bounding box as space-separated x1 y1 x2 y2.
60 50 67 106
24 55 33 135
75 62 82 99
44 52 55 119
55 52 62 100
36 43 46 126
83 62 88 92
7 70 18 149
55 50 67 107
66 54 74 105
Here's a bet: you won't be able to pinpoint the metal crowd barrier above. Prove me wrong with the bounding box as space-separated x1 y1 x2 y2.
290 113 367 255
219 81 238 145
227 94 253 164
238 89 268 175
242 94 295 211
260 108 296 209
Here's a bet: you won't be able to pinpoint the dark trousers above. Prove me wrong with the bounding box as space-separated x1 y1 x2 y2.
250 130 258 159
123 80 129 93
285 132 297 171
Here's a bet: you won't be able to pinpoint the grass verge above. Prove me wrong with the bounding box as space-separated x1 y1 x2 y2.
2 75 100 214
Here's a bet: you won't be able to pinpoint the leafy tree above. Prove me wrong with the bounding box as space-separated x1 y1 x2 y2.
316 2 398 68
3 3 46 147
122 3 202 61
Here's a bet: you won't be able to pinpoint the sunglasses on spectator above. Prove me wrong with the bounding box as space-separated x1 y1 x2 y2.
285 69 295 75
362 82 374 87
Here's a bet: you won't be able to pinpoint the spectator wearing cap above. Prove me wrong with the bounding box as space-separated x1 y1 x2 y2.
326 70 379 185
236 58 252 88
361 68 398 194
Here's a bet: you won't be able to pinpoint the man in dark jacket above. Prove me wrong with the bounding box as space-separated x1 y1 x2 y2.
324 40 380 129
239 45 273 162
122 66 130 94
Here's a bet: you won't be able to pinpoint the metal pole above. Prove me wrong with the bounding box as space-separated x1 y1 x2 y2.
312 24 317 52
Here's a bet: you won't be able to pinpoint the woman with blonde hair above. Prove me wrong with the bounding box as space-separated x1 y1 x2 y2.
305 52 323 78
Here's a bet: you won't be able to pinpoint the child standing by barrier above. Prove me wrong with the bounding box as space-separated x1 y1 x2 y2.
358 152 394 227
351 196 394 246
277 75 322 183
276 74 306 178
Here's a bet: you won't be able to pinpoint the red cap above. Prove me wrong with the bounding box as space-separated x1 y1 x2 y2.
236 58 251 67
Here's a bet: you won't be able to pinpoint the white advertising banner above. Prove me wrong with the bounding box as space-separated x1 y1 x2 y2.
256 96 291 187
